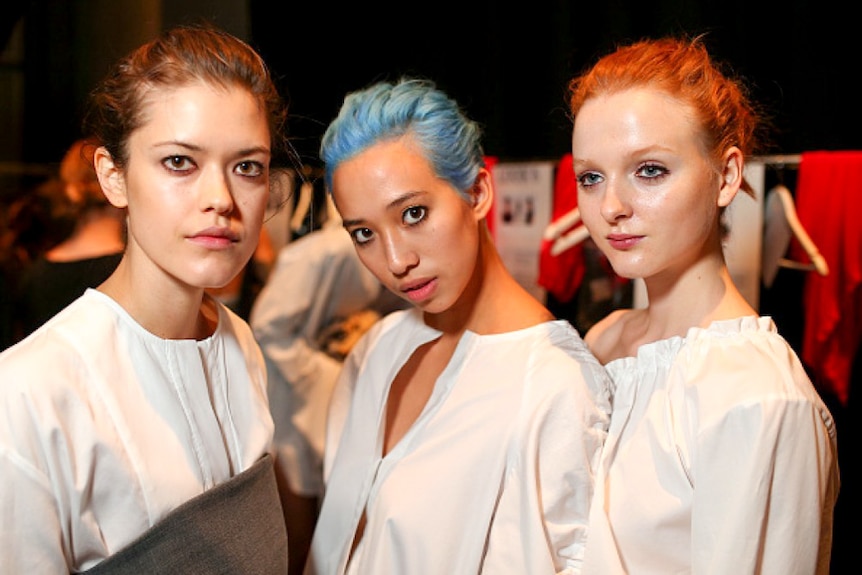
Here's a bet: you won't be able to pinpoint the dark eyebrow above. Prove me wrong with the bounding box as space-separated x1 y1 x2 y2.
235 145 271 158
387 190 425 210
341 218 363 229
152 141 270 158
153 140 202 152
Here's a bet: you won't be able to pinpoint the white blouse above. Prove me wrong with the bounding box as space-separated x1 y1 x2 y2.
250 226 403 497
0 289 274 572
308 308 612 575
582 316 840 575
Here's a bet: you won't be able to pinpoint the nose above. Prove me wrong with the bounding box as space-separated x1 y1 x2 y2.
200 168 234 215
600 178 631 223
382 231 418 276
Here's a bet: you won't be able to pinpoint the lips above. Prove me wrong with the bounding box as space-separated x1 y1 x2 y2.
606 233 642 250
188 226 240 249
192 226 239 242
400 278 436 303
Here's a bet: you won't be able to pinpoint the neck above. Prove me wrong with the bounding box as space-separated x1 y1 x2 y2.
425 229 552 335
98 255 215 340
642 256 756 340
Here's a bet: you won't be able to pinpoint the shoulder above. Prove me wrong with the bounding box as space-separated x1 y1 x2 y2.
512 321 613 411
3 291 116 357
655 319 834 439
0 301 108 415
215 301 266 363
0 334 67 390
491 319 599 370
682 318 819 398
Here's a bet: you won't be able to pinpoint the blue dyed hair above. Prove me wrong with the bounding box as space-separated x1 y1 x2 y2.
320 77 485 200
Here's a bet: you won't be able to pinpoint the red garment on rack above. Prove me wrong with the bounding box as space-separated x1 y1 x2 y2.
485 156 498 240
537 154 586 303
790 150 862 405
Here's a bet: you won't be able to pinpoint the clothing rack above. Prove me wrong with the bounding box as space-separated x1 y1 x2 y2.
752 154 801 167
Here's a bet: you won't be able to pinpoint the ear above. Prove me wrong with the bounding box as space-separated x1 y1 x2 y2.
94 146 129 208
469 168 495 221
717 146 744 208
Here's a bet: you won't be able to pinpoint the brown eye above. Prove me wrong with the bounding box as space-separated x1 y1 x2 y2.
235 160 264 177
403 206 426 225
163 156 194 172
351 227 374 245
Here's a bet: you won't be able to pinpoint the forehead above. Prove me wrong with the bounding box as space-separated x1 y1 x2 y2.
135 81 269 144
572 87 701 153
331 136 465 220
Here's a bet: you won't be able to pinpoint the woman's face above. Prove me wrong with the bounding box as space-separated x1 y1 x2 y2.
111 81 271 291
571 87 726 281
331 136 481 315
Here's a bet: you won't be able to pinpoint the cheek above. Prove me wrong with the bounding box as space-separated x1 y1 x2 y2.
576 192 603 230
238 191 269 223
125 165 182 213
234 174 270 207
355 245 388 283
124 188 174 236
227 180 269 227
672 186 716 228
437 211 478 266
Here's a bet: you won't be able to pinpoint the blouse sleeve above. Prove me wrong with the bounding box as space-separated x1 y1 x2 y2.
482 339 611 574
680 332 839 574
0 350 77 573
0 453 69 573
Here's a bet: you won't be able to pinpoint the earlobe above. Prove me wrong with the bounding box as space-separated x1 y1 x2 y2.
471 168 495 220
717 147 744 207
94 146 129 208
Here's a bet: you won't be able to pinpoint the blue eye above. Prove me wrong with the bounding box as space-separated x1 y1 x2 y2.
576 171 603 188
637 163 668 179
403 206 426 225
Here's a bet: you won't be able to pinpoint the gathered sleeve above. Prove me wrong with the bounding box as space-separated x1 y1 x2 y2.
677 329 840 574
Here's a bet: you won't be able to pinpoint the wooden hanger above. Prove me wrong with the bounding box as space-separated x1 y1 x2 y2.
762 184 828 286
543 207 591 255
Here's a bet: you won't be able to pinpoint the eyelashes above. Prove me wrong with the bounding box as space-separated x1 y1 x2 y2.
348 204 428 247
160 155 266 179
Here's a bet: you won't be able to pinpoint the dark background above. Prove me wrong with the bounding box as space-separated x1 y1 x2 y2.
2 0 859 167
250 0 861 167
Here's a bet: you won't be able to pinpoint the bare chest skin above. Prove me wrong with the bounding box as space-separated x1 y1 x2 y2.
349 333 459 564
383 334 458 455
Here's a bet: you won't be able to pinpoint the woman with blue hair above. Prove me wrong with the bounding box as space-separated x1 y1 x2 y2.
304 77 612 575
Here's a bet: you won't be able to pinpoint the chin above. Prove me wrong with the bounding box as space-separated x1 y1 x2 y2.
194 268 244 292
603 261 638 280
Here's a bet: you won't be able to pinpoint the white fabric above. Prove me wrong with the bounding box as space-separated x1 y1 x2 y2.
582 316 840 575
307 308 612 575
250 226 404 496
0 289 273 573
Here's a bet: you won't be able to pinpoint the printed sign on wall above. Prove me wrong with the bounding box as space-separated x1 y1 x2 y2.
491 161 555 302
